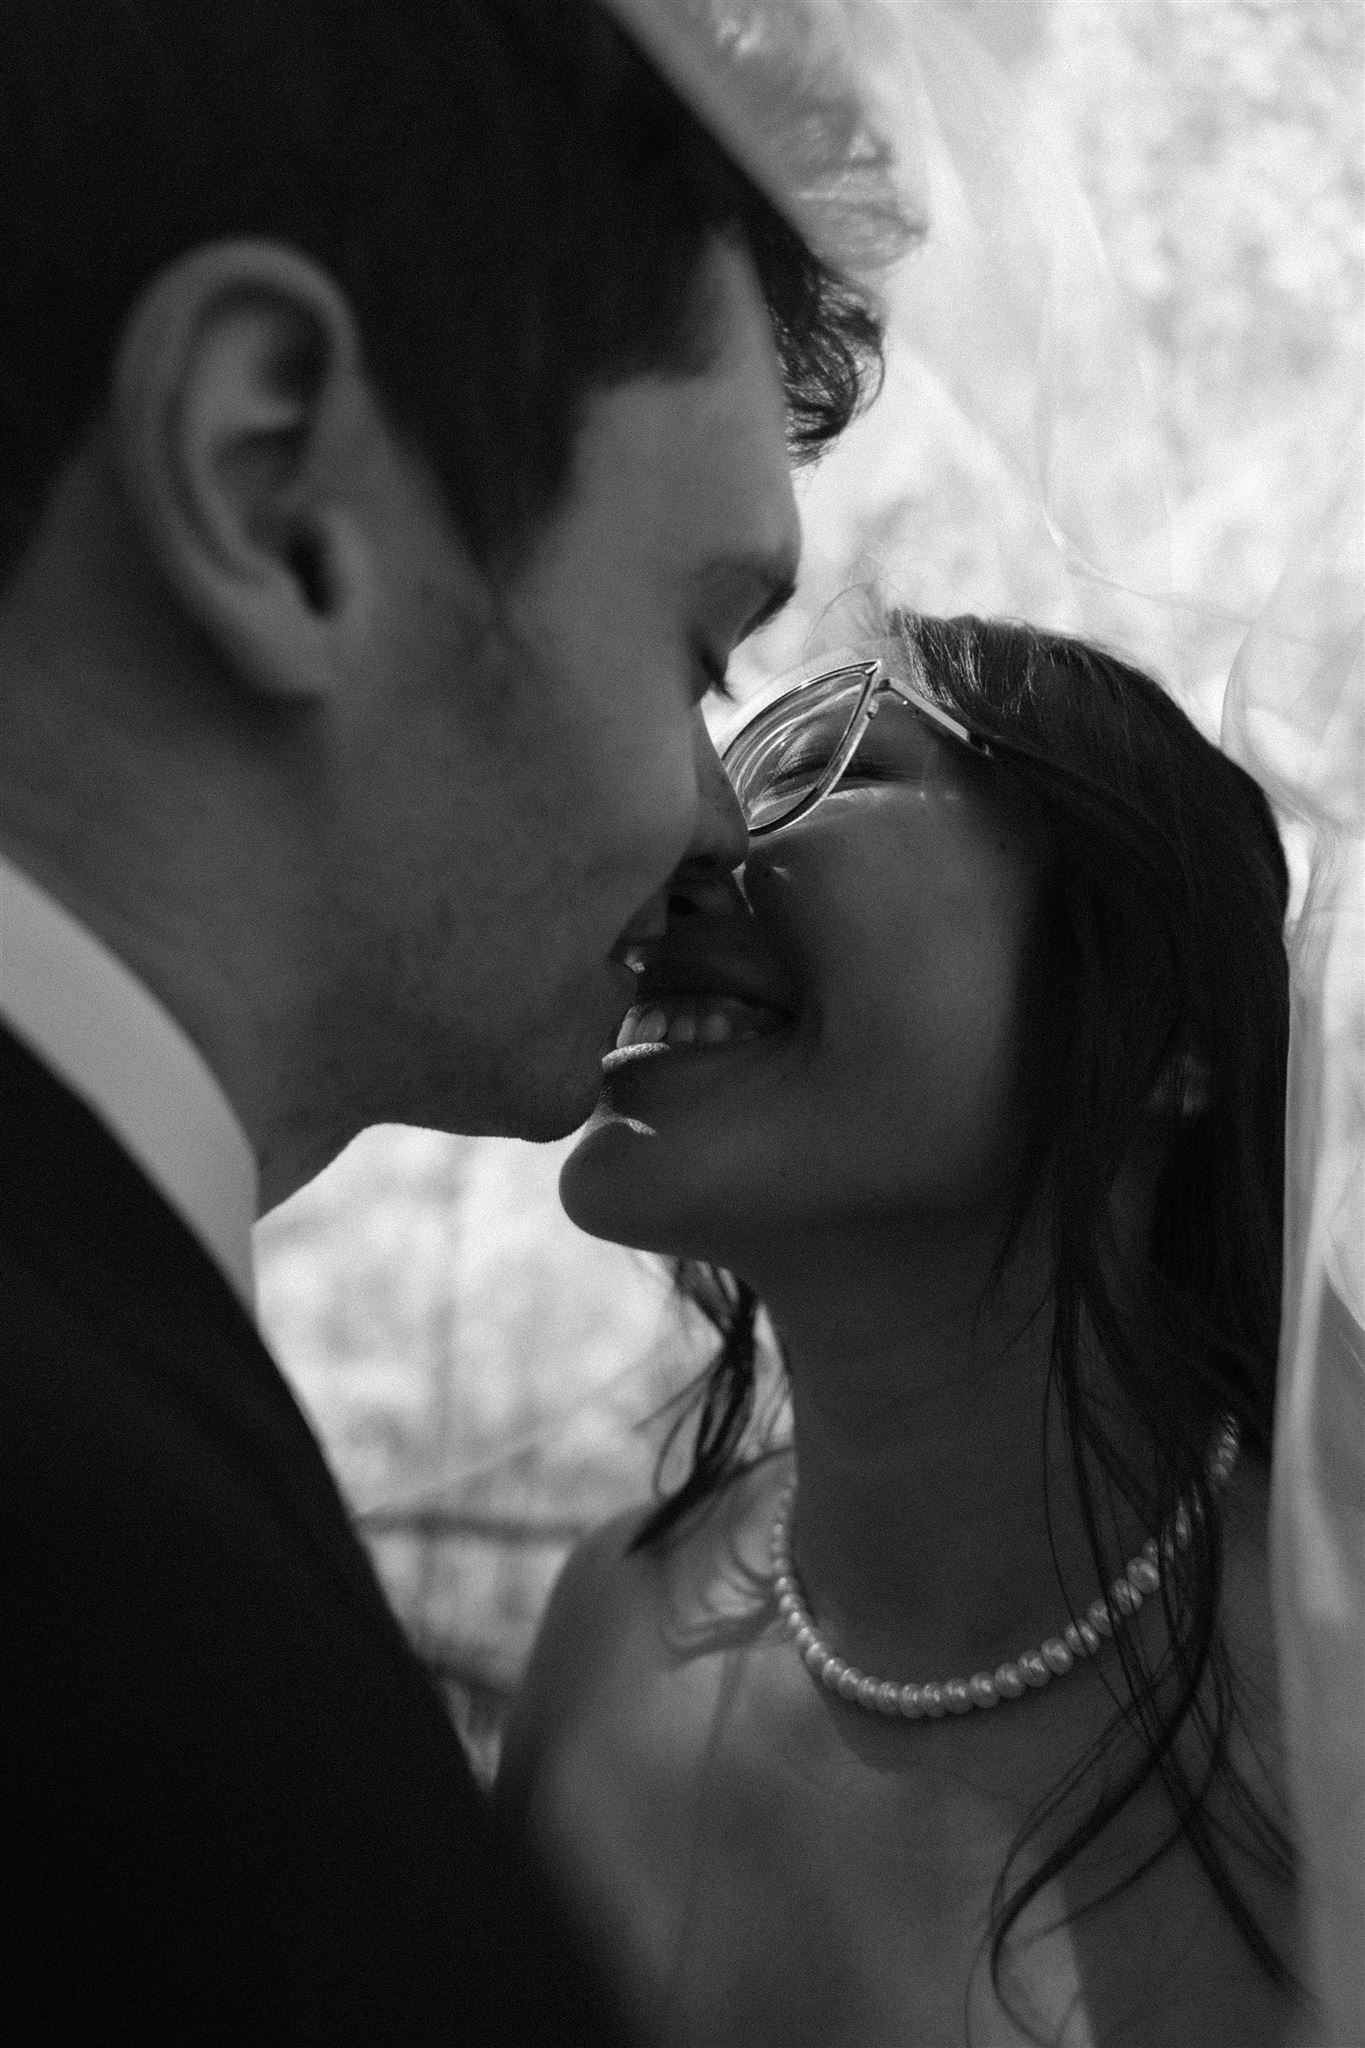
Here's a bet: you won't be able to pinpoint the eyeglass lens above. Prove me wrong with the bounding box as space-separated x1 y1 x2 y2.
723 670 871 831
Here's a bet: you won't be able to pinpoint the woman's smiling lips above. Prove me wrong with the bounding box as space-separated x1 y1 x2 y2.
599 923 799 1077
603 993 790 1068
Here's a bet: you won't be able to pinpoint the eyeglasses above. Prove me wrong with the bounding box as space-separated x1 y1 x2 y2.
721 653 996 837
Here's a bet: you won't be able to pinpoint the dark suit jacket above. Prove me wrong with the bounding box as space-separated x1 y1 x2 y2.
2 1024 627 2042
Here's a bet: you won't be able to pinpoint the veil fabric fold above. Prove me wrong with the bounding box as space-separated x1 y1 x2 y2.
599 0 924 281
1223 437 1365 2042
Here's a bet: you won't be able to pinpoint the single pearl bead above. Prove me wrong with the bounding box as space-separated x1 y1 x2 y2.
875 1681 901 1716
994 1662 1026 1699
1076 1618 1102 1654
969 1672 1000 1709
820 1653 845 1686
1062 1623 1088 1660
834 1664 861 1701
1128 1556 1161 1597
1018 1651 1051 1688
1041 1637 1074 1676
802 1639 825 1672
919 1682 947 1717
898 1685 925 1720
856 1675 882 1710
943 1679 974 1715
794 1625 816 1655
1141 1538 1160 1565
1109 1576 1141 1616
1087 1598 1116 1638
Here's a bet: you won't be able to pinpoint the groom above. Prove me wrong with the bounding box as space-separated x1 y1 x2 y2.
0 0 887 2040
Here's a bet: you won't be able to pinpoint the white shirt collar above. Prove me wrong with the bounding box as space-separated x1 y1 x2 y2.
0 854 259 1315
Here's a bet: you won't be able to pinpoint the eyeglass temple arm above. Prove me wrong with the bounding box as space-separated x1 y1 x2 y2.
885 674 995 758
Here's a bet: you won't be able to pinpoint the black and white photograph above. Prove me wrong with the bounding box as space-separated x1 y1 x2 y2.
2 4 1360 2043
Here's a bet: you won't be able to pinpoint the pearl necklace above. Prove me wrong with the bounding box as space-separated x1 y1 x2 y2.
770 1416 1240 1719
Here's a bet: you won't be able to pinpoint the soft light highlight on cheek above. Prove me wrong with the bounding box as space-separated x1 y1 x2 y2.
739 799 1043 1191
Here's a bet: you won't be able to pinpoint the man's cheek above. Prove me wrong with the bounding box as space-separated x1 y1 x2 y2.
591 776 696 905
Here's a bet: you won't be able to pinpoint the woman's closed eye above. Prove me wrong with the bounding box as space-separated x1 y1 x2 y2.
826 746 930 792
761 748 917 802
763 747 834 794
841 722 937 786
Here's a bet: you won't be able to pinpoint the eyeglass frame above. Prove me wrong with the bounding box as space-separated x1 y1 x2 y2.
720 653 997 838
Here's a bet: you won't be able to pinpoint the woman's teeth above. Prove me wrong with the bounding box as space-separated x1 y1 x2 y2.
614 995 786 1053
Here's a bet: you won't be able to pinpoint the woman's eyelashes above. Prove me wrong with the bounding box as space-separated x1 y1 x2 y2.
765 755 906 801
834 735 935 790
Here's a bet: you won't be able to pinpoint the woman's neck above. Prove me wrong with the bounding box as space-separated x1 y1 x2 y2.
741 1211 1151 1688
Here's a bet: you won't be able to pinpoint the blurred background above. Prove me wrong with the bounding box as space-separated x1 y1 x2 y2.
254 0 1363 1780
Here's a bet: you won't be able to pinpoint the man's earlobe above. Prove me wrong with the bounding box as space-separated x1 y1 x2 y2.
110 240 380 701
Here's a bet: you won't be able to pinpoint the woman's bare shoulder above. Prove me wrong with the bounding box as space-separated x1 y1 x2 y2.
494 1504 653 1815
495 1456 790 1819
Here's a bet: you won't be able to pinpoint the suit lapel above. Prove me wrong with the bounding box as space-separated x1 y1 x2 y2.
2 1024 427 1665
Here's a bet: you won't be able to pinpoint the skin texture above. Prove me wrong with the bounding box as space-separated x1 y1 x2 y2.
499 1461 1293 2048
0 237 797 1205
564 699 1049 1260
514 712 1300 2044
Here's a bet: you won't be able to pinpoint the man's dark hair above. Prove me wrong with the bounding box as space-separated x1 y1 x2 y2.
0 0 886 582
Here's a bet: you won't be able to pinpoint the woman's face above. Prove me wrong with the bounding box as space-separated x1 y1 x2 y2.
560 689 1053 1265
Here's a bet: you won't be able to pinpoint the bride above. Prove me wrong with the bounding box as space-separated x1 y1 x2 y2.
496 611 1304 2046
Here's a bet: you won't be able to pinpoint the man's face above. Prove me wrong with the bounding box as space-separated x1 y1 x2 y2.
322 240 800 1144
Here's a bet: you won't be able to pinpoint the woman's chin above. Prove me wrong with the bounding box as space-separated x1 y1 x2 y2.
558 1110 728 1260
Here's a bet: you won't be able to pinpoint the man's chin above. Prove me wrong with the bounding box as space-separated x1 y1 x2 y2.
400 1038 607 1145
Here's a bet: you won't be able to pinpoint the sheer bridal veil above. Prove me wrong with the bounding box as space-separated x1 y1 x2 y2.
606 4 1362 2034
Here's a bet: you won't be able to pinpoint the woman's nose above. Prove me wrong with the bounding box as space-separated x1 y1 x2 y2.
667 856 749 920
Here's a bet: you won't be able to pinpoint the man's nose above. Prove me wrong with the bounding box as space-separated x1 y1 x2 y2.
685 710 750 874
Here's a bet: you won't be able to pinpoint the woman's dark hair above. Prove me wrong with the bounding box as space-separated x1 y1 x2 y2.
636 612 1296 2031
0 0 895 582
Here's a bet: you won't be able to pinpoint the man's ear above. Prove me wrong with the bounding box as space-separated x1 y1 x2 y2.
110 240 399 702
